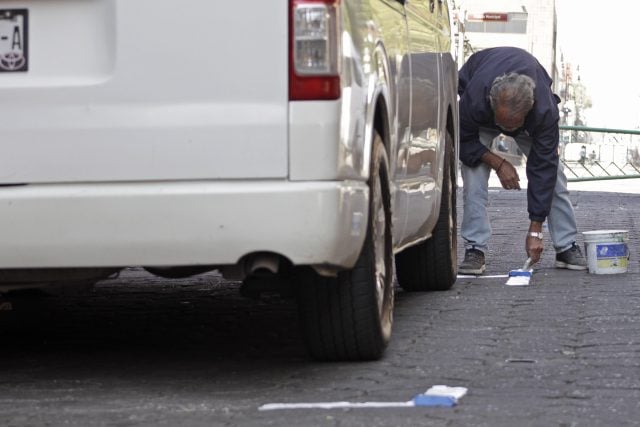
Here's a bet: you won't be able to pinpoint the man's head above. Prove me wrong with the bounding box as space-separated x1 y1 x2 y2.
489 73 536 132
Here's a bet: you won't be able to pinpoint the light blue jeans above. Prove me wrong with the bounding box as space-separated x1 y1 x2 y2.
461 128 577 254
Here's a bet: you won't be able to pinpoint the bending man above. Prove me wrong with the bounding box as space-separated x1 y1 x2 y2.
458 47 587 275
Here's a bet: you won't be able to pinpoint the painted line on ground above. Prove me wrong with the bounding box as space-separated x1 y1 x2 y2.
457 274 508 279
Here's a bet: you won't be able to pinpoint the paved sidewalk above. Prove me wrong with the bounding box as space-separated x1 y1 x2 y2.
445 180 640 425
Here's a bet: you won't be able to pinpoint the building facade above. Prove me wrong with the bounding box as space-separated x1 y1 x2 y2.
454 0 558 87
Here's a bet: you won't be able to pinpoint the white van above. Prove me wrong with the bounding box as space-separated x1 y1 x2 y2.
0 0 458 361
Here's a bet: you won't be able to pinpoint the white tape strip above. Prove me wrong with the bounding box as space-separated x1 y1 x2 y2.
259 386 468 411
259 401 414 410
424 385 468 400
457 274 508 279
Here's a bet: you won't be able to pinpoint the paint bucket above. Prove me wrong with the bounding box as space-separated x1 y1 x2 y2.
582 230 629 274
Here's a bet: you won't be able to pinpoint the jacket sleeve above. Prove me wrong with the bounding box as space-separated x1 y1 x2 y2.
525 108 560 222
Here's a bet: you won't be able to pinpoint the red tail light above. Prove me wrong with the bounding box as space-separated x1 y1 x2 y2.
289 0 341 100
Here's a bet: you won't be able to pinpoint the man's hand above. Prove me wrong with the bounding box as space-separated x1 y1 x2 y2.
526 221 544 265
526 234 544 264
480 151 520 190
496 160 520 190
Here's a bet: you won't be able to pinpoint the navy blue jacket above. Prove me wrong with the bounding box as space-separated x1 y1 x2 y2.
458 47 561 222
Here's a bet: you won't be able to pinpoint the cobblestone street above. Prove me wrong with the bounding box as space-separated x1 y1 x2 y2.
1 182 639 426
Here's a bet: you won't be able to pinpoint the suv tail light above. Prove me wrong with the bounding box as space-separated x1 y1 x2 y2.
289 0 340 100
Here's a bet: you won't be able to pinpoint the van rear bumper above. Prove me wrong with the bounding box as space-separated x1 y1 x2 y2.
0 181 368 269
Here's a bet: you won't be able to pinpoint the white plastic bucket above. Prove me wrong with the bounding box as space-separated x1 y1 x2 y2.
582 230 629 274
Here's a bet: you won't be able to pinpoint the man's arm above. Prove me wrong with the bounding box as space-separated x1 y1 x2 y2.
525 117 559 222
523 92 560 264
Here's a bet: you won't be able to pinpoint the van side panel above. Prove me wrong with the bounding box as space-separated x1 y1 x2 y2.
0 1 289 184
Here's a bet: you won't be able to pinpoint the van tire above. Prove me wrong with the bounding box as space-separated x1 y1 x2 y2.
296 132 394 361
395 131 457 291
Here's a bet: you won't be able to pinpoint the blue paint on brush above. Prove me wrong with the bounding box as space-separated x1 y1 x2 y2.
506 258 533 285
508 270 532 277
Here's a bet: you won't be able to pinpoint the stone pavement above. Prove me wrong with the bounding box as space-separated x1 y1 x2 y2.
443 178 640 425
0 180 639 426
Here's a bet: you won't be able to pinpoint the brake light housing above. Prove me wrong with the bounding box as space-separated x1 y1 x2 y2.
289 0 341 100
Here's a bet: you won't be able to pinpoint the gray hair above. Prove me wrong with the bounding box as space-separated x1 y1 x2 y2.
489 73 536 117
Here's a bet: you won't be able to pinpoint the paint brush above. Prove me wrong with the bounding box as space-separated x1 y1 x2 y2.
512 257 532 273
506 257 533 286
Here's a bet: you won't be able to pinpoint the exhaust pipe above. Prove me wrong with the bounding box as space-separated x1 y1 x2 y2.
245 253 281 276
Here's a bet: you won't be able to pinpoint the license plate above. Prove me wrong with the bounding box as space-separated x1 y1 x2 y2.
0 9 28 72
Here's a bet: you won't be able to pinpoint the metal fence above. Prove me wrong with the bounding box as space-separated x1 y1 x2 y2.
559 125 640 182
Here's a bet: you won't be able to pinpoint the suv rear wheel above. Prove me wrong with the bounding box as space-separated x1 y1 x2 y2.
296 132 394 361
